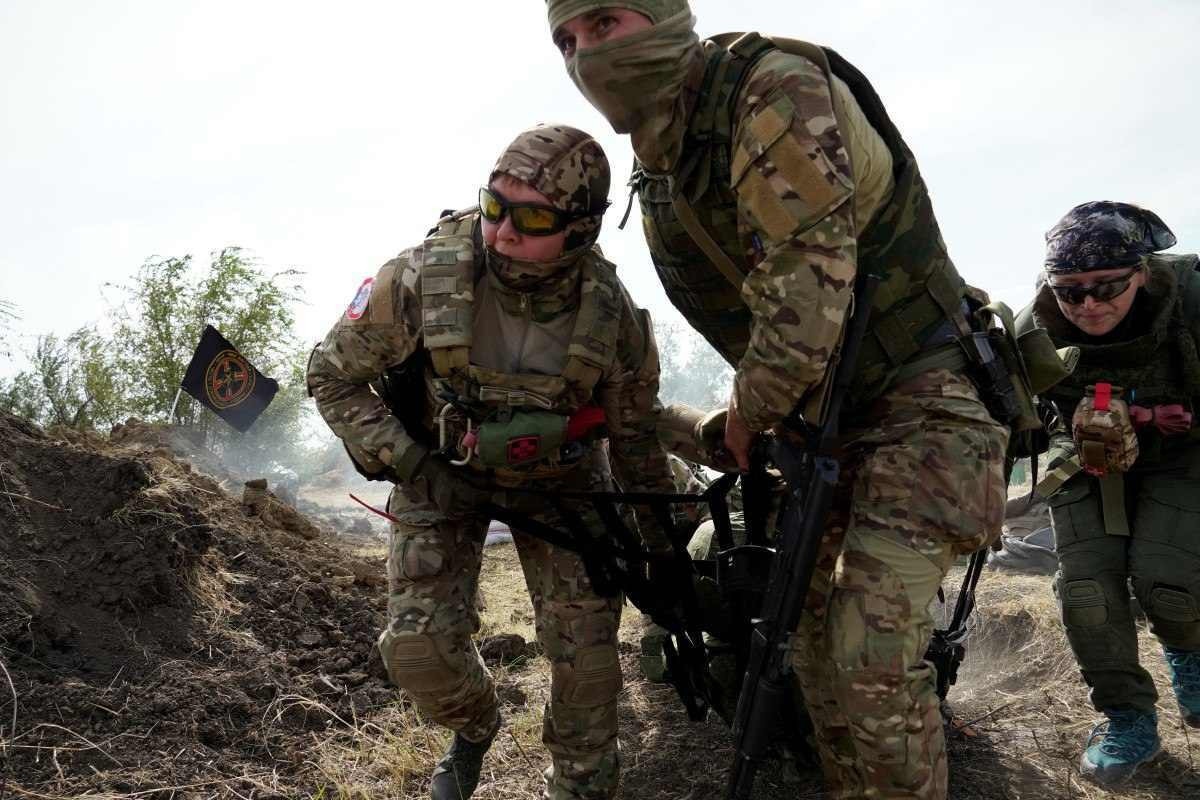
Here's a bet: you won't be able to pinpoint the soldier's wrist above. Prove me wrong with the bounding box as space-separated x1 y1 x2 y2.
391 444 430 483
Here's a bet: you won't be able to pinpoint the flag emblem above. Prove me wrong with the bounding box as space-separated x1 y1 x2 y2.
181 326 279 432
204 349 256 409
346 278 374 320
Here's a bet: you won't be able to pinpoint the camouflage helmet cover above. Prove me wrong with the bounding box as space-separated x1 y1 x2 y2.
1044 201 1177 273
490 123 610 252
546 0 689 32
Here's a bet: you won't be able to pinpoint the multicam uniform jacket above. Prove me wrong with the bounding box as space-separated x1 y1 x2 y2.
306 211 676 545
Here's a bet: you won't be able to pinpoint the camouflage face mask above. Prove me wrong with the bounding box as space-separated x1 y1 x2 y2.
484 245 584 293
484 247 583 320
566 9 701 173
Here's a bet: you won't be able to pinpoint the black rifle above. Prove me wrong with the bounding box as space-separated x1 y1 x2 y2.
727 272 881 800
926 547 988 700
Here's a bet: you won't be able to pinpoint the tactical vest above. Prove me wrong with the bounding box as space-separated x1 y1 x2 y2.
1018 254 1200 464
633 33 969 408
413 210 624 478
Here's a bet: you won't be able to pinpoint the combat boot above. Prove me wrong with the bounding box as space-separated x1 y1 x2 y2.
429 716 500 800
1164 647 1200 728
1079 708 1160 786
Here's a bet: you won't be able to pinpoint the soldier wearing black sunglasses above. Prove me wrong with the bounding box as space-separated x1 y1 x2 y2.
1016 201 1200 786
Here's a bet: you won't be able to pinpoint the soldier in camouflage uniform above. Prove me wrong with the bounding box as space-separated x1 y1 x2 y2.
544 4 1009 798
307 124 676 800
1016 202 1200 785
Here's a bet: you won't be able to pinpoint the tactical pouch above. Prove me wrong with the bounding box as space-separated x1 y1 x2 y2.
1017 326 1080 396
969 301 1074 433
475 410 567 469
1072 383 1139 476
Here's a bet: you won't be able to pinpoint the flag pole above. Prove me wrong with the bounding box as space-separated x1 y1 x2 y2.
167 387 183 424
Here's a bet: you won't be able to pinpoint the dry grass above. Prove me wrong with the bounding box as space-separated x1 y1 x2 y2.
943 569 1200 799
296 542 553 800
312 543 1200 800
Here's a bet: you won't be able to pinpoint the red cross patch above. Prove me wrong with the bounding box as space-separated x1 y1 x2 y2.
507 435 541 464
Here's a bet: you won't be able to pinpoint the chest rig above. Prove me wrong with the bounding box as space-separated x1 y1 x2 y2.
415 211 623 478
1032 255 1200 453
631 32 970 408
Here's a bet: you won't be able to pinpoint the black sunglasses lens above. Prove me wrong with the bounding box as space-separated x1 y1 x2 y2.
1051 285 1085 305
1050 274 1134 305
1091 278 1132 302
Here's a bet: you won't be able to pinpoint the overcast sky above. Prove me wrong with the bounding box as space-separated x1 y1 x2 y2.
2 0 1198 377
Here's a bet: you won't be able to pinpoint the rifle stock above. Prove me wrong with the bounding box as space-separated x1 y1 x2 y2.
726 273 881 799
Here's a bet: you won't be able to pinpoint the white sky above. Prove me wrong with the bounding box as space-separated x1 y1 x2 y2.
2 0 1198 376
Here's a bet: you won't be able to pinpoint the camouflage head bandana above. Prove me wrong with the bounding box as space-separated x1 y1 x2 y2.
1045 201 1177 273
487 123 610 290
563 8 701 173
546 0 689 32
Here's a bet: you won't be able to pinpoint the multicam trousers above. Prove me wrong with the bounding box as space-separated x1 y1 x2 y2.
1048 441 1200 714
377 457 624 800
793 368 1008 800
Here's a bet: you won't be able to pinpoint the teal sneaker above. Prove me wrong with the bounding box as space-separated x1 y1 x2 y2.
1079 709 1160 786
1164 647 1200 728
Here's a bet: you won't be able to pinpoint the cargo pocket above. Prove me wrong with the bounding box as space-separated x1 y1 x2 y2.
1047 477 1102 550
387 513 454 584
1135 471 1200 550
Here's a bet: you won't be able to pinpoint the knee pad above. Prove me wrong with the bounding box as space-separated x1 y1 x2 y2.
1058 578 1111 628
554 644 622 709
1137 582 1200 624
377 630 464 693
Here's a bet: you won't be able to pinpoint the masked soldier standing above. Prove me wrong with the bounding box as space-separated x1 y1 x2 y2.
544 3 1009 798
1017 202 1200 785
307 124 676 800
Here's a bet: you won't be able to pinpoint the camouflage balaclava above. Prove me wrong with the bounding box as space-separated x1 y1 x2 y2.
1045 201 1177 274
485 123 610 293
546 1 701 173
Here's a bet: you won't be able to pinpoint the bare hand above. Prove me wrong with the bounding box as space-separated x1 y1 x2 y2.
723 399 755 472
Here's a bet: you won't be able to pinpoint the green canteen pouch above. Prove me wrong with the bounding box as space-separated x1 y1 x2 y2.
1017 325 1079 395
476 410 567 468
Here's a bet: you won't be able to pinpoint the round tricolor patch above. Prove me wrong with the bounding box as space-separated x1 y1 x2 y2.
346 277 374 320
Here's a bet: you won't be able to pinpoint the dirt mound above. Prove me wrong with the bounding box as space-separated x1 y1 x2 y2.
0 412 390 798
941 570 1199 799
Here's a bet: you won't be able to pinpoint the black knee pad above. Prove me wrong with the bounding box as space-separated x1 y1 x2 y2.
1059 577 1111 627
1136 581 1200 624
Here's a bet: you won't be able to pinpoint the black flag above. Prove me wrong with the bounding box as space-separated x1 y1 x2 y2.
180 325 278 432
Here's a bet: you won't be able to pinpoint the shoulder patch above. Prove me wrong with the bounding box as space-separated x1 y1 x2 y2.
345 277 374 320
731 88 853 243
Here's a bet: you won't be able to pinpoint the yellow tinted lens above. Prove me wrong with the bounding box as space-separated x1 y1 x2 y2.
511 205 560 234
478 188 503 221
